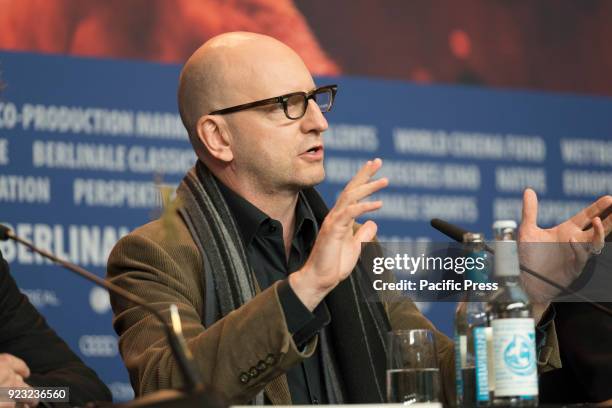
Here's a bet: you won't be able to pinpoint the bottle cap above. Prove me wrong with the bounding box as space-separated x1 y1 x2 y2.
492 220 517 230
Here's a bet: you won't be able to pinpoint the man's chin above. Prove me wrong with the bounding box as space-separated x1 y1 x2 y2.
308 168 326 187
292 169 325 190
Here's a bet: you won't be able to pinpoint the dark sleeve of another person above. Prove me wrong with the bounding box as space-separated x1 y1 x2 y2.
539 301 612 403
539 246 612 404
0 252 112 406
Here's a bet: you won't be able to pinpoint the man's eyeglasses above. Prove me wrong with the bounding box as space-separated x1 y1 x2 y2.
209 84 337 120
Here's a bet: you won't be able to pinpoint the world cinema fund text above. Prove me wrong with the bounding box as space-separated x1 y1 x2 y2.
371 254 499 294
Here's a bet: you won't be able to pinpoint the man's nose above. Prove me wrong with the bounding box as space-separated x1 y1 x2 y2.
300 99 329 133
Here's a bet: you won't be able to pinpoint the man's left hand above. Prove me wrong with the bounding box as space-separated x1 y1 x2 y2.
518 188 611 309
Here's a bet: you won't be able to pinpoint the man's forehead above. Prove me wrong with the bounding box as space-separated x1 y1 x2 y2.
189 33 316 106
221 51 315 102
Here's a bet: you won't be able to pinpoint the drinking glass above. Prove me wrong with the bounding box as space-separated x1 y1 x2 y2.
386 329 441 404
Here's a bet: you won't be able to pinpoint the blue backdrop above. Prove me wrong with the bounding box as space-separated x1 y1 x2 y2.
1 51 610 401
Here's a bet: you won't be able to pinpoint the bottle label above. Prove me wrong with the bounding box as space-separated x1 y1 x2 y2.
454 334 466 400
492 318 538 397
473 327 490 402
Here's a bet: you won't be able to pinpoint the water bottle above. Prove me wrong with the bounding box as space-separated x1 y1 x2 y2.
488 220 538 406
454 232 491 407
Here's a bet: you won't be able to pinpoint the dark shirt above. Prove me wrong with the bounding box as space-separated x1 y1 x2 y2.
539 302 612 403
0 250 112 407
217 181 330 405
539 246 612 403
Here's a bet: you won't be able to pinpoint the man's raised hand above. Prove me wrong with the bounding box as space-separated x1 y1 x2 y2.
289 159 388 311
518 188 611 304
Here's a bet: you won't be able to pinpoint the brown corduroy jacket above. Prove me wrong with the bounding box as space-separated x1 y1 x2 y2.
107 209 560 405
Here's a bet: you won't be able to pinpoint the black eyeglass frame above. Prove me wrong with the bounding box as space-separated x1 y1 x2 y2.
208 84 338 120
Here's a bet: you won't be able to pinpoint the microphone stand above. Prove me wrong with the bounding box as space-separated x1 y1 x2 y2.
0 224 226 408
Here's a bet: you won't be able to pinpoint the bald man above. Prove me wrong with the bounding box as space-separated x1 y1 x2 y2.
107 32 611 405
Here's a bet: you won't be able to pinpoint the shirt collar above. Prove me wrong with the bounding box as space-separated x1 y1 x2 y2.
215 178 317 247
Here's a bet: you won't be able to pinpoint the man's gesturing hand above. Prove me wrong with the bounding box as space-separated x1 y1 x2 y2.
289 159 388 311
519 188 611 305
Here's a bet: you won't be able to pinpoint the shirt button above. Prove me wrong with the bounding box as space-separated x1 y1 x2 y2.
313 397 319 404
256 360 267 371
268 224 277 233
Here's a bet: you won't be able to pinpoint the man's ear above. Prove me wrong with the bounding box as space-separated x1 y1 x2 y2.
196 115 233 162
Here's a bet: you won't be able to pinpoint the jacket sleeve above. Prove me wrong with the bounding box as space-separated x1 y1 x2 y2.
0 252 112 407
106 220 317 404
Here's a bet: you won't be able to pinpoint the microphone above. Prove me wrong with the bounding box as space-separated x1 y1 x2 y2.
430 218 466 243
0 224 205 393
430 218 612 318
